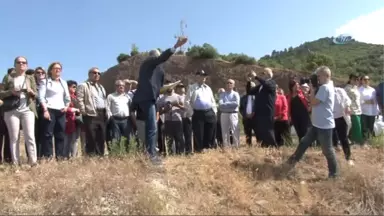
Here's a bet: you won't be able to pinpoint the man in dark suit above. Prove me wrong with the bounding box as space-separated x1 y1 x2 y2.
246 68 277 147
239 81 257 146
132 37 188 164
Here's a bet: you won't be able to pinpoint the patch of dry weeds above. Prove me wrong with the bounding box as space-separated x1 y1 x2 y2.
0 145 382 215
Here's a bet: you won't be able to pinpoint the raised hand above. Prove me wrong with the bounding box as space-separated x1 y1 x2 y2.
174 36 188 48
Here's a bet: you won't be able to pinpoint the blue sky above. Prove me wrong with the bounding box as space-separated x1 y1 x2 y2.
1 0 382 82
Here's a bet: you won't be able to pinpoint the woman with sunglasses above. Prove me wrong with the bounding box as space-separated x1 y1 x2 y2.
38 62 71 160
64 80 80 158
33 67 46 159
359 75 380 146
344 73 364 145
0 56 38 166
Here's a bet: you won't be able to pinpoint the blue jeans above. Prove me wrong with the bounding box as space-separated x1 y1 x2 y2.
137 101 157 157
109 117 131 151
290 126 338 177
41 108 66 159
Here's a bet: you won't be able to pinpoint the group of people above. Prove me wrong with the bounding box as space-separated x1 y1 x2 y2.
0 37 383 178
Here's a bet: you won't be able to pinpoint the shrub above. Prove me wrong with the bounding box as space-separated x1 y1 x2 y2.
117 53 130 63
233 54 257 65
186 43 219 59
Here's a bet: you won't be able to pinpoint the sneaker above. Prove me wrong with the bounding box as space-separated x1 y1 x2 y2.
335 146 342 152
150 156 163 166
347 160 355 166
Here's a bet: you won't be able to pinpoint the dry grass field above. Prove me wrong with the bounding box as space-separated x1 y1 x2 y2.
0 137 383 215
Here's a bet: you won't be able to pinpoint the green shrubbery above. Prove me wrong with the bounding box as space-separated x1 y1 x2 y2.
116 42 257 65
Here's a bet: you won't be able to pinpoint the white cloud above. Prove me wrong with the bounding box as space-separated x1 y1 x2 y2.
335 8 384 45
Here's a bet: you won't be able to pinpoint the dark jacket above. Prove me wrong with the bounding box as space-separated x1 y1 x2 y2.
246 77 276 120
133 49 174 103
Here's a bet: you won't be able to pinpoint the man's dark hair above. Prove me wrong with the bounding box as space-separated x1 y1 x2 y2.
25 69 35 75
67 80 77 87
7 68 14 74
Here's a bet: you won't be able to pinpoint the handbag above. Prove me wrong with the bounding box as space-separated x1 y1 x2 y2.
1 75 27 112
75 114 83 126
1 95 21 112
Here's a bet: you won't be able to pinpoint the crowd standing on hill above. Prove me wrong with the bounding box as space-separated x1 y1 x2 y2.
0 37 383 178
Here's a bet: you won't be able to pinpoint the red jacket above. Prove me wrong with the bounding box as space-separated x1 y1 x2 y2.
65 93 77 134
285 89 310 119
274 94 288 121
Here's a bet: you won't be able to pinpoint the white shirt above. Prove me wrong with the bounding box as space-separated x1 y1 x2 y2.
38 78 70 110
359 86 379 116
13 75 28 111
246 95 254 114
333 87 351 119
106 92 130 118
89 83 106 109
184 83 217 117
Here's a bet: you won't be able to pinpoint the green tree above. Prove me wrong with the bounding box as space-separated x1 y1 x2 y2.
305 53 335 72
117 53 129 63
186 43 219 59
130 44 139 56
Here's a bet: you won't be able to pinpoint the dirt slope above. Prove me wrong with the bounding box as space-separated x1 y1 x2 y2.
100 55 310 95
0 145 382 215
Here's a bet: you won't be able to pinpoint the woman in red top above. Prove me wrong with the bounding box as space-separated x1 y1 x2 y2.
274 86 291 146
64 80 80 158
286 79 311 141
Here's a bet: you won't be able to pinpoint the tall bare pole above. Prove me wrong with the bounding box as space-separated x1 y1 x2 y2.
174 19 189 53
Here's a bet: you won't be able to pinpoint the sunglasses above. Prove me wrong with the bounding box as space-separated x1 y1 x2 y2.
91 71 101 75
16 61 27 65
35 71 45 75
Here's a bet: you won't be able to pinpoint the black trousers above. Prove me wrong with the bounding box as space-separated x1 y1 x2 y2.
274 120 292 147
83 109 106 156
192 109 216 153
361 114 376 142
164 121 185 155
243 117 256 146
333 117 351 160
216 120 223 147
35 112 45 159
291 117 310 141
182 117 192 154
255 116 276 147
0 116 11 163
41 109 66 159
107 116 131 152
157 119 166 155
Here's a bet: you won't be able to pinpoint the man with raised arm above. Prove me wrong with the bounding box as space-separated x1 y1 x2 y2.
132 37 188 165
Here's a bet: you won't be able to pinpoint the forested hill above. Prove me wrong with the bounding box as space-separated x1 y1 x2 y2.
258 37 384 82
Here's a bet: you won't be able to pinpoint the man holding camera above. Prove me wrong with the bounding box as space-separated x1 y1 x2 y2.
285 66 339 178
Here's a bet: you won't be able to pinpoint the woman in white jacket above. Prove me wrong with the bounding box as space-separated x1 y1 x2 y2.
333 87 354 165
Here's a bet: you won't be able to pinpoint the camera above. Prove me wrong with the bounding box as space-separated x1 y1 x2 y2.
309 73 319 89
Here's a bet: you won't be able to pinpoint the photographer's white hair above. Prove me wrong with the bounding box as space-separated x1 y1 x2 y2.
264 68 273 78
115 80 124 86
149 49 160 57
315 66 332 77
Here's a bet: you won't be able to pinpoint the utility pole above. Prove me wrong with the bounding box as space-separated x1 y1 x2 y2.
174 19 190 53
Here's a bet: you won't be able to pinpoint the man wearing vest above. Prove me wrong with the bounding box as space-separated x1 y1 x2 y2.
77 67 108 156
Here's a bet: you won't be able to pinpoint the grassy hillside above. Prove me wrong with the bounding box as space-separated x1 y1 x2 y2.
258 37 384 82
